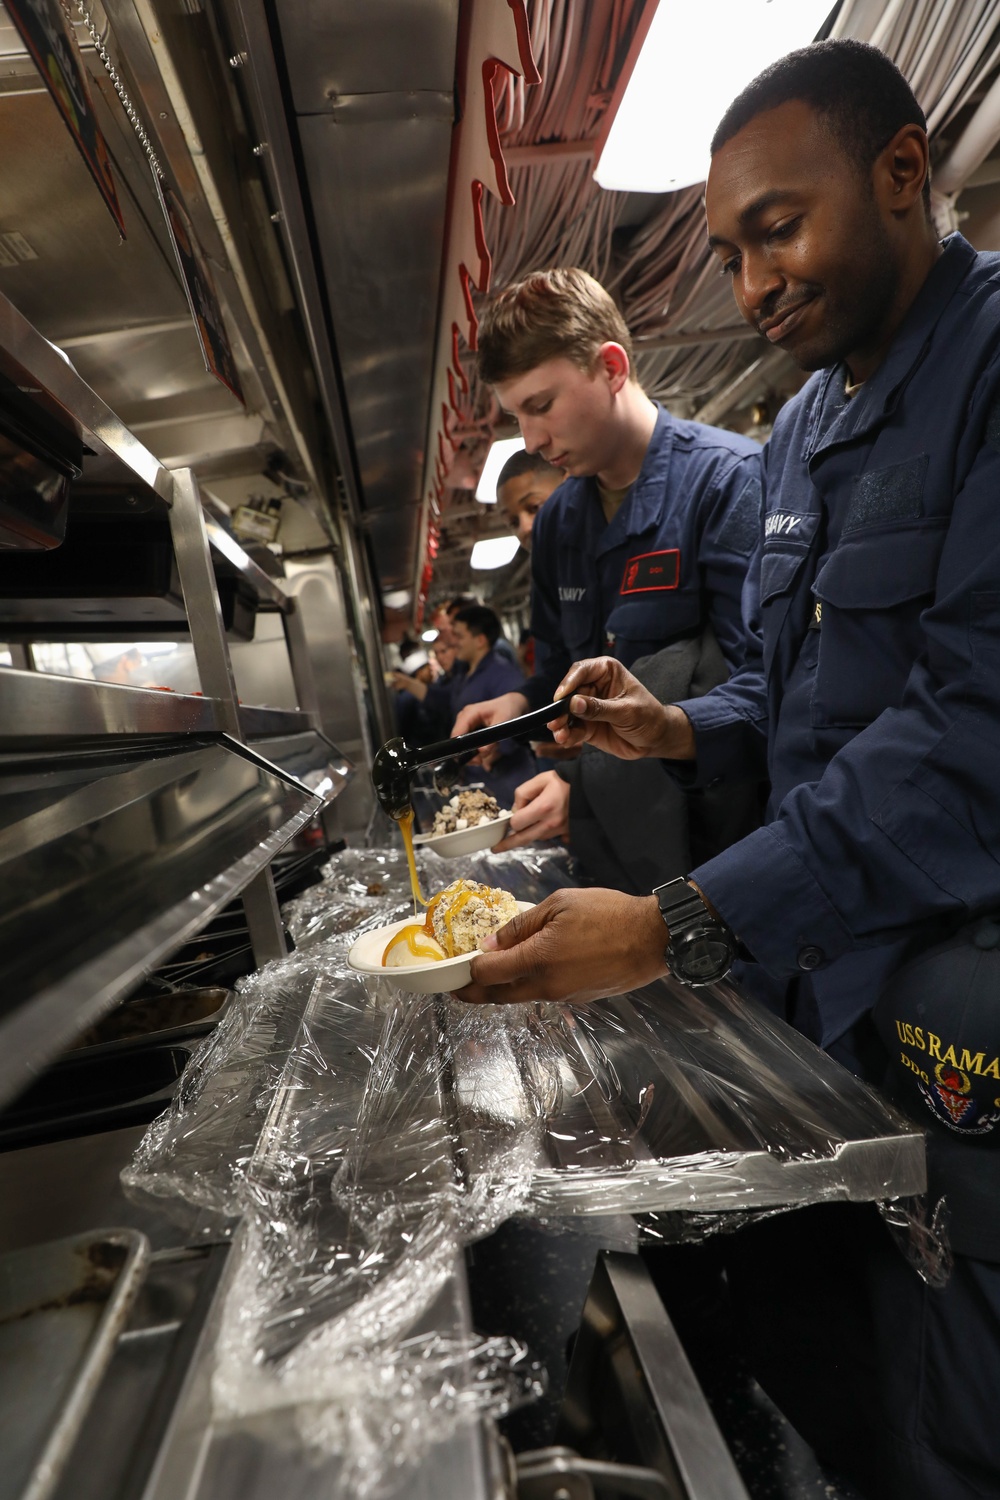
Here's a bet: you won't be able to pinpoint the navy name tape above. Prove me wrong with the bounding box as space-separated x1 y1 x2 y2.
620 548 680 595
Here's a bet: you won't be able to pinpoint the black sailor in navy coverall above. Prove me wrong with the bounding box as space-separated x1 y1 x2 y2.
674 234 1000 1500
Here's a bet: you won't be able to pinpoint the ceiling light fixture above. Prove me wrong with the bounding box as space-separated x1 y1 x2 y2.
470 535 521 570
421 628 439 642
595 0 834 194
475 436 525 504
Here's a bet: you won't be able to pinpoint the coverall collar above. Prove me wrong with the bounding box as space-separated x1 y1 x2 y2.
576 404 676 557
804 233 978 464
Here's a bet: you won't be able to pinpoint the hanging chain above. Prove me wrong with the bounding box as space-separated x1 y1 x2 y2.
71 0 164 180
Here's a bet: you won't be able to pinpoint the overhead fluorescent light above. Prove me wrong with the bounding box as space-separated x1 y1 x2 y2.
595 0 834 194
470 535 521 570
475 436 525 504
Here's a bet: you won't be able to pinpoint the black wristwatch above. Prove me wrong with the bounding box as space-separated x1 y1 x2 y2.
653 876 736 987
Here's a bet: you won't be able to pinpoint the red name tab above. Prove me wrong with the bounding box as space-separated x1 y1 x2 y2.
620 549 680 594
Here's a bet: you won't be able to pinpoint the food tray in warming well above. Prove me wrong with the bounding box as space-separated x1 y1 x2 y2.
0 1228 149 1500
68 987 234 1058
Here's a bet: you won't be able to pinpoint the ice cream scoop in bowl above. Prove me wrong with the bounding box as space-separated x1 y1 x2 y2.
371 695 574 819
348 897 534 992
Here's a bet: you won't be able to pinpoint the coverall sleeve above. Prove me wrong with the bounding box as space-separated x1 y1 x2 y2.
676 452 771 786
482 655 530 757
692 381 1000 980
696 450 766 673
523 505 572 710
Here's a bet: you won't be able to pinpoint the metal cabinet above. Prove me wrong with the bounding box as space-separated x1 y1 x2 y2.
0 286 353 1113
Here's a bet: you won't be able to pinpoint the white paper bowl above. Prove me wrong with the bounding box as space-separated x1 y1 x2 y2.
412 811 512 858
347 902 533 993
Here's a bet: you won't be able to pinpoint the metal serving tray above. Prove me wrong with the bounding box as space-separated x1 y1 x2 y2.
68 988 234 1059
0 1045 193 1152
0 1228 149 1500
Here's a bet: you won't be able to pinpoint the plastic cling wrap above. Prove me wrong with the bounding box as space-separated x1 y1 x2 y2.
125 841 929 1492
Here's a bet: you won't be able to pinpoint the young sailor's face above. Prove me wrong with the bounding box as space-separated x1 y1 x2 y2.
494 356 619 478
706 99 897 372
498 469 563 551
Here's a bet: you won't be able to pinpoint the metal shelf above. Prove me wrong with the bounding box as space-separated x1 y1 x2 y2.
0 667 222 743
238 704 314 737
203 515 291 613
0 290 171 502
0 738 323 1112
0 672 346 748
0 291 354 1114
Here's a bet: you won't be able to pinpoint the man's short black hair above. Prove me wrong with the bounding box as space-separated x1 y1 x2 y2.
496 449 563 498
711 39 930 201
453 603 501 647
446 592 479 617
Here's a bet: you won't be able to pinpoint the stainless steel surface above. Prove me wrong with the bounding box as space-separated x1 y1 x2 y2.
0 667 219 742
517 1448 672 1499
0 1124 217 1255
69 987 234 1058
238 704 314 736
169 468 242 735
271 0 460 589
116 0 324 491
0 744 225 865
240 867 288 966
49 1245 230 1500
0 739 321 1111
279 595 321 725
562 1253 750 1500
276 0 459 108
296 101 453 587
203 513 291 614
240 727 354 801
217 0 395 741
0 288 169 500
0 595 189 629
281 557 380 822
0 1227 149 1500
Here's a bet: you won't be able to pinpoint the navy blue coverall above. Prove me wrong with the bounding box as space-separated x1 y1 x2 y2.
522 405 763 711
677 235 1000 1498
451 647 535 806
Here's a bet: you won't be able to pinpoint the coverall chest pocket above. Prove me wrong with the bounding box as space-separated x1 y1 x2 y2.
560 598 597 659
810 521 946 728
759 543 810 677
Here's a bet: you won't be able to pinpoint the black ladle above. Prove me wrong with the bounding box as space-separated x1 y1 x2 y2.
372 694 576 819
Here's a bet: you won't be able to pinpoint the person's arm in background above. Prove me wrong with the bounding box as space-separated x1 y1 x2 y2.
520 495 573 709
677 445 771 787
474 653 533 762
390 671 428 700
452 498 568 736
493 769 571 849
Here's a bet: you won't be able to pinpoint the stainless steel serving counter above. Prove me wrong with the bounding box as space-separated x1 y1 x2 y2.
0 845 930 1500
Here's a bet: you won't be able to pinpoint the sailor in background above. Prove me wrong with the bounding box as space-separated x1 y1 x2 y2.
460 40 1000 1500
495 448 564 553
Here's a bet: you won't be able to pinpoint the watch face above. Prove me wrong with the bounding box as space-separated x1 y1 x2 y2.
674 930 732 985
